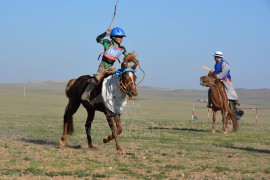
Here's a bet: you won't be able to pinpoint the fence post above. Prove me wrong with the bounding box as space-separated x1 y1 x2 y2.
256 107 258 125
208 108 210 122
192 106 195 120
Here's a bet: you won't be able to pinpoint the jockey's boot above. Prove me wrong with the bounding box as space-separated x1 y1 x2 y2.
81 78 98 103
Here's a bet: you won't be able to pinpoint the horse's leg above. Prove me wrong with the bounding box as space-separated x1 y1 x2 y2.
225 113 229 131
60 118 68 147
221 110 228 134
103 114 116 143
228 101 238 132
114 115 122 135
103 114 123 154
212 110 216 133
231 113 238 132
84 107 95 148
228 110 238 132
114 115 123 154
103 115 122 141
60 100 80 147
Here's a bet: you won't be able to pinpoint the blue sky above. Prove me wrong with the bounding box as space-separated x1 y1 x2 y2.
1 0 270 89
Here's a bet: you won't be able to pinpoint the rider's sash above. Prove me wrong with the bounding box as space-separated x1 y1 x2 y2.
103 45 123 61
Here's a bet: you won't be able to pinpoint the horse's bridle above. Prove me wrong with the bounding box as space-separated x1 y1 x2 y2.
118 71 136 94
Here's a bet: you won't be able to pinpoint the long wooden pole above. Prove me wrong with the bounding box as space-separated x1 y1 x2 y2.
108 0 120 30
201 65 212 72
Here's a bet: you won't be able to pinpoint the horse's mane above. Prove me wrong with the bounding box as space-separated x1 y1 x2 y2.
124 52 137 63
122 52 138 70
210 77 229 110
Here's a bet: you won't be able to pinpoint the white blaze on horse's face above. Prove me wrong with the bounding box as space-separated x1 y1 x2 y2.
127 72 137 96
128 71 134 80
120 71 138 98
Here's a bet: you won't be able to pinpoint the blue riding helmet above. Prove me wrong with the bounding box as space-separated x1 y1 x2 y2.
110 27 126 38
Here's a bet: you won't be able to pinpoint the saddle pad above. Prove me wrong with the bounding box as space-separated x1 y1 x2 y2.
102 74 127 114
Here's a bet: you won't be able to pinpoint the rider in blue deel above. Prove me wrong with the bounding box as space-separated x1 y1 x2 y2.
207 51 241 109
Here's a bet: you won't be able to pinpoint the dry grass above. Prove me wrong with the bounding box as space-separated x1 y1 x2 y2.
0 83 270 179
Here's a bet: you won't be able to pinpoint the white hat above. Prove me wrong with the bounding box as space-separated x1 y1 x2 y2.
214 51 223 57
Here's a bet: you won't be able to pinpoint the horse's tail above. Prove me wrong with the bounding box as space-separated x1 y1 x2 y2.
64 101 81 135
63 78 81 135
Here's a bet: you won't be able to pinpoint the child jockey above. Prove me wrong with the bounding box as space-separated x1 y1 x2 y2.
81 27 129 102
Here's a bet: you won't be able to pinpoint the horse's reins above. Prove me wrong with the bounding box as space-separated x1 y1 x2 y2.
137 64 145 86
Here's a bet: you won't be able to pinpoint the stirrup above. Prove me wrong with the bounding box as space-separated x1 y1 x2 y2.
207 104 212 108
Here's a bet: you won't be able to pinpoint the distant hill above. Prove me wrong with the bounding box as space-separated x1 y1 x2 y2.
1 82 269 107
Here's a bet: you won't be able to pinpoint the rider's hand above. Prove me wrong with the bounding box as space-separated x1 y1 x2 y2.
106 29 111 35
135 59 139 65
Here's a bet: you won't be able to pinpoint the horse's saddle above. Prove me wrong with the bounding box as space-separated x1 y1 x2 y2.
88 72 115 97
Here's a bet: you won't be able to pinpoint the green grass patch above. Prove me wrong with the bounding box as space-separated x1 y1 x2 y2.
0 84 270 179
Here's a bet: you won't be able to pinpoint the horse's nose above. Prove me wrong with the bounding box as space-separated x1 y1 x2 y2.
130 90 138 97
133 91 138 96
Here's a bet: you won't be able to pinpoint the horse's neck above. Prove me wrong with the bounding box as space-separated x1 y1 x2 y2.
102 74 127 114
104 74 119 89
210 83 227 107
103 74 125 97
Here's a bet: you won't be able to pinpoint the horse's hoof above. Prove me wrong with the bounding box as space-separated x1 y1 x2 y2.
88 144 95 149
103 138 109 144
117 149 123 155
59 140 66 149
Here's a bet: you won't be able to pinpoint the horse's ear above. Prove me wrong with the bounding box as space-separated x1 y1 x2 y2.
124 51 136 62
131 61 138 70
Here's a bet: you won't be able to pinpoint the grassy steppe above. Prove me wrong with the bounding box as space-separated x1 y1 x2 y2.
0 82 270 179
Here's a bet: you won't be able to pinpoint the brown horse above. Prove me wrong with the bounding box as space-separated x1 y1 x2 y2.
60 53 138 154
200 73 238 133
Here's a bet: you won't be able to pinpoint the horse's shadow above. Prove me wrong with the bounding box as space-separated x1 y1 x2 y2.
17 138 82 149
148 126 209 132
222 145 270 154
